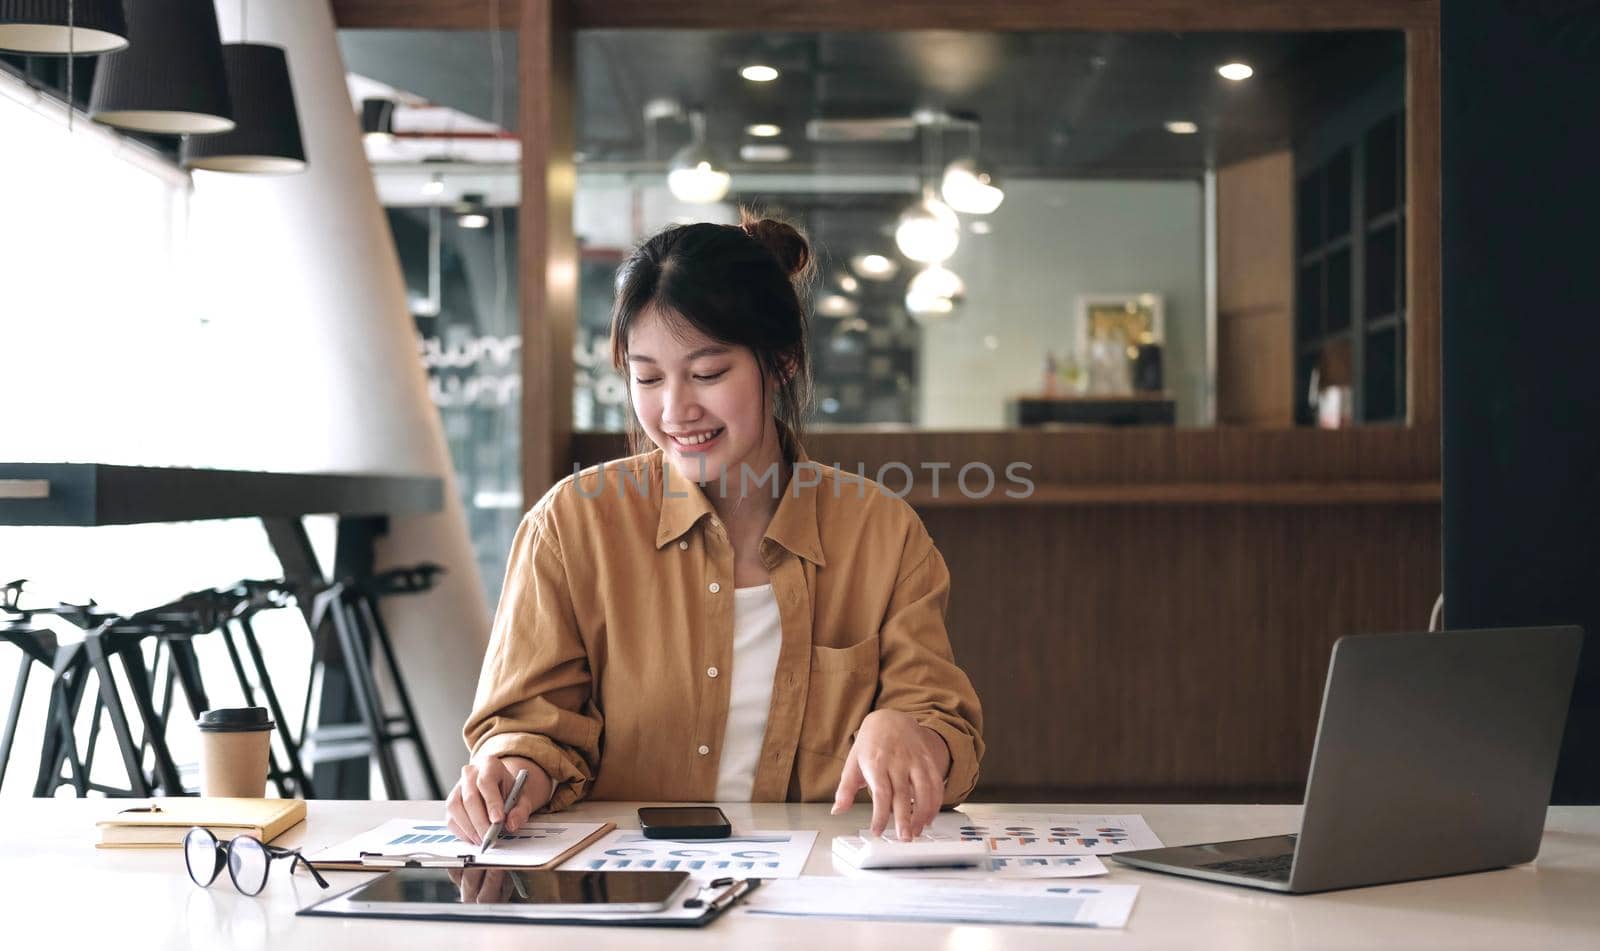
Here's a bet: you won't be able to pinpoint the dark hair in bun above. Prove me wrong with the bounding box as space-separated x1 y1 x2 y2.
609 208 815 462
739 211 813 280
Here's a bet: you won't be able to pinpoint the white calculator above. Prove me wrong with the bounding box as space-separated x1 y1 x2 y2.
831 831 989 869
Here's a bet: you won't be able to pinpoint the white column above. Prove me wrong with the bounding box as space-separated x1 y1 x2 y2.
190 0 491 794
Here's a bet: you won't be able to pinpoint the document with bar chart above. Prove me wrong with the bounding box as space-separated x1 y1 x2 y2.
305 819 609 868
560 829 818 879
929 812 1163 855
835 853 1110 880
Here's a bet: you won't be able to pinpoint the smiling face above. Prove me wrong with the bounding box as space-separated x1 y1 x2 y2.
626 308 782 488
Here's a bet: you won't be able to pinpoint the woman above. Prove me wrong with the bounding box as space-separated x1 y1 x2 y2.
445 214 983 844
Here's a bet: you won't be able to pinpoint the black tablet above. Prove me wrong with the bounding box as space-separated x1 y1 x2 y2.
337 868 693 915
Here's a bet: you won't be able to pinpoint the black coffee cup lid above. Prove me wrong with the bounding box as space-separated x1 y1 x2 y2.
197 707 274 732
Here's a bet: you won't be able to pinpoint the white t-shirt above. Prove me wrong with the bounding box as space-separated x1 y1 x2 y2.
713 583 783 801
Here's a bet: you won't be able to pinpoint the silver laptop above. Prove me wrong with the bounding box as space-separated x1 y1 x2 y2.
1111 626 1583 893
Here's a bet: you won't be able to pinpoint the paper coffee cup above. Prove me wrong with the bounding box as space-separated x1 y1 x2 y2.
196 707 273 798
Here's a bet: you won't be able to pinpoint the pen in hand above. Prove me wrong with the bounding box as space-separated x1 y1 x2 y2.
479 767 530 855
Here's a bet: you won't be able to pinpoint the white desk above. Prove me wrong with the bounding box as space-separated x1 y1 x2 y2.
5 799 1597 950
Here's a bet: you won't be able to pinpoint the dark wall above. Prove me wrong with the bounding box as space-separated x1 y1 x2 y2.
1442 1 1600 803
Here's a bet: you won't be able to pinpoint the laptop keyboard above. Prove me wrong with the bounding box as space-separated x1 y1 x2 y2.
1199 854 1294 881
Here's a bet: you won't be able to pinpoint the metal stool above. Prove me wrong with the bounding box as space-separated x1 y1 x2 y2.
306 564 445 800
1 626 93 796
79 596 219 797
1 581 146 797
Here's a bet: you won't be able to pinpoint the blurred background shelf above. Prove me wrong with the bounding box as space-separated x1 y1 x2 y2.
1009 394 1178 428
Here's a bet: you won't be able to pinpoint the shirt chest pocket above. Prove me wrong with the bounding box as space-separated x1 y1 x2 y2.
799 635 880 758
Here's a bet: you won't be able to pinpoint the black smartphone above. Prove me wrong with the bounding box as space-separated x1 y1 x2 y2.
637 806 732 839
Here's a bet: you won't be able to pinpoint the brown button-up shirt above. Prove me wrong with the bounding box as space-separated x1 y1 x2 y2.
463 448 984 810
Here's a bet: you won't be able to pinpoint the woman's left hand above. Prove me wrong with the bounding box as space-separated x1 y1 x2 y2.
831 709 952 840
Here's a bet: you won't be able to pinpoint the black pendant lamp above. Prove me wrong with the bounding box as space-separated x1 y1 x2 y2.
360 97 395 142
0 0 128 55
180 42 305 174
90 0 233 135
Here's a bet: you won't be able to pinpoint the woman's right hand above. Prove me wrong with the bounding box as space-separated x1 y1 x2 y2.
444 753 553 845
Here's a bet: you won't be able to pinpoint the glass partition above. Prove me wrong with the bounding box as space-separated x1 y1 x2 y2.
340 28 522 605
573 29 1408 431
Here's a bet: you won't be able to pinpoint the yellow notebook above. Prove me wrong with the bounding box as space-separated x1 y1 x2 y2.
96 798 307 849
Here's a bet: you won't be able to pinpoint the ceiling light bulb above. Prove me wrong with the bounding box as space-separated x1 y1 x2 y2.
668 161 732 203
895 195 960 264
851 253 899 280
1217 62 1254 81
739 143 791 162
740 64 779 82
668 112 731 203
837 274 860 294
905 289 956 320
818 294 859 318
746 123 781 138
1164 120 1199 135
924 194 960 230
643 98 684 123
940 158 1005 215
908 265 965 303
905 263 965 321
455 192 490 229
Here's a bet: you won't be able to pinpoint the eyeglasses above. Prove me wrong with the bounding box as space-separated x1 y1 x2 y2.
183 827 330 896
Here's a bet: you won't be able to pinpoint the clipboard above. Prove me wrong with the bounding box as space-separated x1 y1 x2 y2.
296 869 760 928
304 819 615 871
